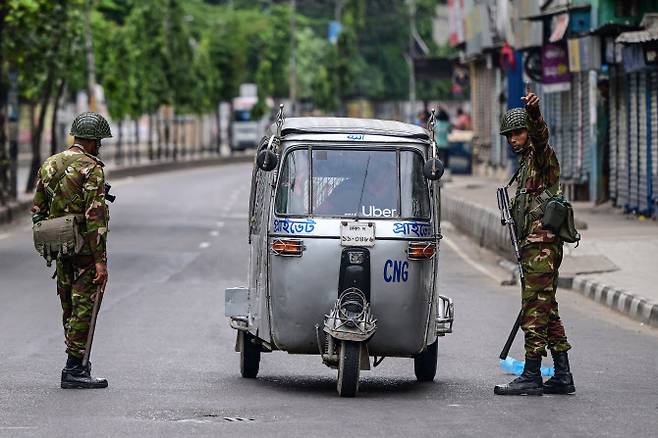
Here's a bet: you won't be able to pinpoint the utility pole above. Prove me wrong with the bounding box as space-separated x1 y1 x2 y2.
84 0 97 112
289 0 297 116
408 0 417 123
333 0 343 114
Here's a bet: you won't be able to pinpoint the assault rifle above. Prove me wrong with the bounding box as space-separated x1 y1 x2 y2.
496 182 525 360
104 183 116 203
82 277 107 369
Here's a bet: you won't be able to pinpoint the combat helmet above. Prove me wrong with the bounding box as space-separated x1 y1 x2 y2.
499 107 528 135
70 112 113 140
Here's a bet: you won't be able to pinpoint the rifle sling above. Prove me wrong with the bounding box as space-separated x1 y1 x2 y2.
44 154 84 207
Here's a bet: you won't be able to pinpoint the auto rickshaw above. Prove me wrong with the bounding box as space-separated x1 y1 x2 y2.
225 106 454 397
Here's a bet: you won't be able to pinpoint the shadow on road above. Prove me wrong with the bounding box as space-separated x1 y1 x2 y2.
254 374 447 398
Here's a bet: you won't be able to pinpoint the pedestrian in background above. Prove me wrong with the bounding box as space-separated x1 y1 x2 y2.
32 112 112 389
434 107 451 172
455 108 472 130
493 90 576 396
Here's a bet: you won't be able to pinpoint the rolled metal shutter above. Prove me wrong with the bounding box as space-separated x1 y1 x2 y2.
629 73 640 212
609 70 618 201
638 72 650 215
646 72 658 217
617 73 629 209
580 71 592 184
558 86 573 183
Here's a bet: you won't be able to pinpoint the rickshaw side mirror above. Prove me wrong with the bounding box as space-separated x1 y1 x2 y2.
423 158 445 181
257 149 279 171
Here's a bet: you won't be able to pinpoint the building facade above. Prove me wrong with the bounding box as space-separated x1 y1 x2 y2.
449 0 658 217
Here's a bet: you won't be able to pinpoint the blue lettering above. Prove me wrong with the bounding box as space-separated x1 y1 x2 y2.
384 260 409 283
384 259 393 282
393 261 402 282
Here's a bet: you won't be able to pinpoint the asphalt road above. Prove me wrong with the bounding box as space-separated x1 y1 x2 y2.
0 163 657 438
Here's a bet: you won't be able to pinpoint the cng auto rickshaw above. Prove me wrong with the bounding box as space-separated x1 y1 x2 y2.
225 107 454 397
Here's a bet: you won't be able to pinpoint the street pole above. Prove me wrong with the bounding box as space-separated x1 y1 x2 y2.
289 0 297 116
333 0 343 114
84 0 97 112
408 0 417 123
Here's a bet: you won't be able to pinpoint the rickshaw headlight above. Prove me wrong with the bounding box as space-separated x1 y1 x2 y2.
271 238 305 257
407 241 436 260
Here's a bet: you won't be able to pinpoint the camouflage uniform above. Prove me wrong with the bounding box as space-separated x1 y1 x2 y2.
512 115 571 359
32 147 109 359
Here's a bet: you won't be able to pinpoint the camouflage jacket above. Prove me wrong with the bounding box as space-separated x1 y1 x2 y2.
512 114 561 247
32 146 109 263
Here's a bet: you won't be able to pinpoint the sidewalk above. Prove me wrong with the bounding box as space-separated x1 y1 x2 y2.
442 174 658 328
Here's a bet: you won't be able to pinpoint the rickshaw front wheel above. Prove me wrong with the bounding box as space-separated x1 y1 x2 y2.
414 339 438 382
337 340 361 397
239 331 261 378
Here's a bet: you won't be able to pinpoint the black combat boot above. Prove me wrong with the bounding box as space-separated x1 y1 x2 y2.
61 356 108 389
494 356 543 396
543 351 575 394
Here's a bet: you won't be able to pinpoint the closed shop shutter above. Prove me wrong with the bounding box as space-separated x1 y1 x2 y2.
617 73 629 209
471 60 495 163
580 72 591 184
629 73 640 212
647 72 658 216
560 87 573 182
609 70 618 200
638 72 650 215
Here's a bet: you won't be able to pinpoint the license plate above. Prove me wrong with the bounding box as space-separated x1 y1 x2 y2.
340 221 375 247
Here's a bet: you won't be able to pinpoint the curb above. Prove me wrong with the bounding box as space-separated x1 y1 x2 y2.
0 154 254 227
571 278 658 328
442 191 658 328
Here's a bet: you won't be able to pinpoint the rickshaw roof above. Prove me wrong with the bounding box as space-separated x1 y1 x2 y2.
270 117 430 141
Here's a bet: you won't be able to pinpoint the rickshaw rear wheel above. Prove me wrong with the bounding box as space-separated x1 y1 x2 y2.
337 340 361 397
239 331 261 378
414 339 438 382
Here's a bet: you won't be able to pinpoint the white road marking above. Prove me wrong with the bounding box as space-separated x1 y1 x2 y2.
216 221 225 228
442 236 501 282
0 233 9 240
210 230 220 237
199 242 211 249
0 427 38 430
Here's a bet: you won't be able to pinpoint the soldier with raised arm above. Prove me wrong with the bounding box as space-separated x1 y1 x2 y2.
494 90 576 396
32 112 112 389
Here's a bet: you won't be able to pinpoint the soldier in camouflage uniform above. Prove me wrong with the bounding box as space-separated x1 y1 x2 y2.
494 91 576 396
32 112 112 389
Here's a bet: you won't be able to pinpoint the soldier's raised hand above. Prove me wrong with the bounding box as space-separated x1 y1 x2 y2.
521 85 541 119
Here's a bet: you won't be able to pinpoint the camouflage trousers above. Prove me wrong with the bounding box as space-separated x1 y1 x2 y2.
56 256 99 359
520 242 572 358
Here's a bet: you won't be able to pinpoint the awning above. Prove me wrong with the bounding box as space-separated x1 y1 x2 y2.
616 13 658 44
616 30 658 44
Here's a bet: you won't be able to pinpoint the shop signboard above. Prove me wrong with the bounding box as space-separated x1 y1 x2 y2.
542 42 571 93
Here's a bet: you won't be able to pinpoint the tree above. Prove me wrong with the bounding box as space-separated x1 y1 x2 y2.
6 0 86 192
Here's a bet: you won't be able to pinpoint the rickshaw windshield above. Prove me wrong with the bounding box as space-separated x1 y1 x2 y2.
275 147 430 219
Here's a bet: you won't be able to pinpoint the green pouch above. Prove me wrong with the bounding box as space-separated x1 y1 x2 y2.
542 196 568 233
542 195 580 244
33 214 86 266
